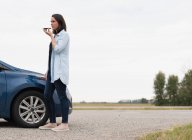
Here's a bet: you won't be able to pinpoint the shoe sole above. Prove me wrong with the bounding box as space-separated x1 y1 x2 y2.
39 127 57 130
51 128 69 132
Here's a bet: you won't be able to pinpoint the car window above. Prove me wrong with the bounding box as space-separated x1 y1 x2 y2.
0 64 8 70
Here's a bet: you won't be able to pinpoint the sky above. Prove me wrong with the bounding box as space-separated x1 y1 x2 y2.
0 0 192 102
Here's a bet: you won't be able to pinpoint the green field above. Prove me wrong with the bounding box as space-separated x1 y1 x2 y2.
72 103 192 110
138 123 192 140
73 103 153 106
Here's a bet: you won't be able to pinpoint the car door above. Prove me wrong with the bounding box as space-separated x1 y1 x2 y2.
0 64 7 112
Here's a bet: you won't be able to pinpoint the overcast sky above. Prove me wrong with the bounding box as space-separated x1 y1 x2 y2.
0 0 192 102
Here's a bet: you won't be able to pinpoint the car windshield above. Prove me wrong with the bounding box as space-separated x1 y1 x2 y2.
0 60 19 71
0 64 8 70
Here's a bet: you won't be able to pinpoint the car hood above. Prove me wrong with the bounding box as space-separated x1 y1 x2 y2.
17 68 44 77
0 60 44 78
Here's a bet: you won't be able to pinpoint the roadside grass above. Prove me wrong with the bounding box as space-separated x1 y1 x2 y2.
138 123 192 140
73 108 192 110
73 103 153 106
72 103 192 110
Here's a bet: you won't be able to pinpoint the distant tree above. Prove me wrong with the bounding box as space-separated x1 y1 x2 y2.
154 71 166 105
118 99 149 104
178 70 192 105
165 75 179 105
140 98 148 103
80 100 87 104
118 99 131 103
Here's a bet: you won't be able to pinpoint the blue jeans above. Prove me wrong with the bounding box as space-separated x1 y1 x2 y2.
44 78 69 123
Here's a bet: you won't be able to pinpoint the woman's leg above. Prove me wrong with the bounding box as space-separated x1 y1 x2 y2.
54 79 69 123
44 80 56 123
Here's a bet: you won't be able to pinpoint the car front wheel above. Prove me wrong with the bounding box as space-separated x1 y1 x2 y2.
12 90 48 128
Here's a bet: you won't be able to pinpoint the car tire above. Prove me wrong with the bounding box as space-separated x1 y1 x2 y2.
12 90 48 128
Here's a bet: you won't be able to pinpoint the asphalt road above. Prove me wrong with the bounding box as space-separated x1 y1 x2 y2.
1 110 192 140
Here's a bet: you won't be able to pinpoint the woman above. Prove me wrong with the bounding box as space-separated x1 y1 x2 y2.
39 14 70 131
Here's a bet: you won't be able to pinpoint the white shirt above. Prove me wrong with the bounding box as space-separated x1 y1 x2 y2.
50 30 70 85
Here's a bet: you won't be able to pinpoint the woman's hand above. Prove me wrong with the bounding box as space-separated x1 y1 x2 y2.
44 71 47 80
39 72 47 80
43 28 56 48
43 28 53 37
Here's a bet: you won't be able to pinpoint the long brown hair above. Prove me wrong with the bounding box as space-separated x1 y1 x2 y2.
52 14 67 34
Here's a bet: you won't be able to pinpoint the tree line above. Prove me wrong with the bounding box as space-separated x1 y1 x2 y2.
154 70 192 106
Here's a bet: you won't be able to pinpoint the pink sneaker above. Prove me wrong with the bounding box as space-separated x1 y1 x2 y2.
39 123 57 130
51 123 69 132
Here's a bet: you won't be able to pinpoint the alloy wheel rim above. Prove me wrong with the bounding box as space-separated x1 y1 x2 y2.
19 96 46 124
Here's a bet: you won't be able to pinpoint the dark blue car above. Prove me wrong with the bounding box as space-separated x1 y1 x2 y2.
0 60 72 128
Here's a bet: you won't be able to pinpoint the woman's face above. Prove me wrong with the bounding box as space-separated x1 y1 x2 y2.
51 17 59 30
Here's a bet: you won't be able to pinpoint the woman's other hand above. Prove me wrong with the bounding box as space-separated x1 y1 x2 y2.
44 71 47 80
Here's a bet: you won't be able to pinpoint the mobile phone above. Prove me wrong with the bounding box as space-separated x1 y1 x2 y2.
43 28 51 31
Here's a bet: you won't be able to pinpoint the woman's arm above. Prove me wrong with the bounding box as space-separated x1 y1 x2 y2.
43 29 56 47
52 34 69 53
43 29 69 53
50 36 56 48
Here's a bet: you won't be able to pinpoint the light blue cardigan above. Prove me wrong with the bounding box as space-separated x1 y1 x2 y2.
50 30 70 85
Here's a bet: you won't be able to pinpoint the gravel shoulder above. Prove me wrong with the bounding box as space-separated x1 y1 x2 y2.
1 110 192 140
